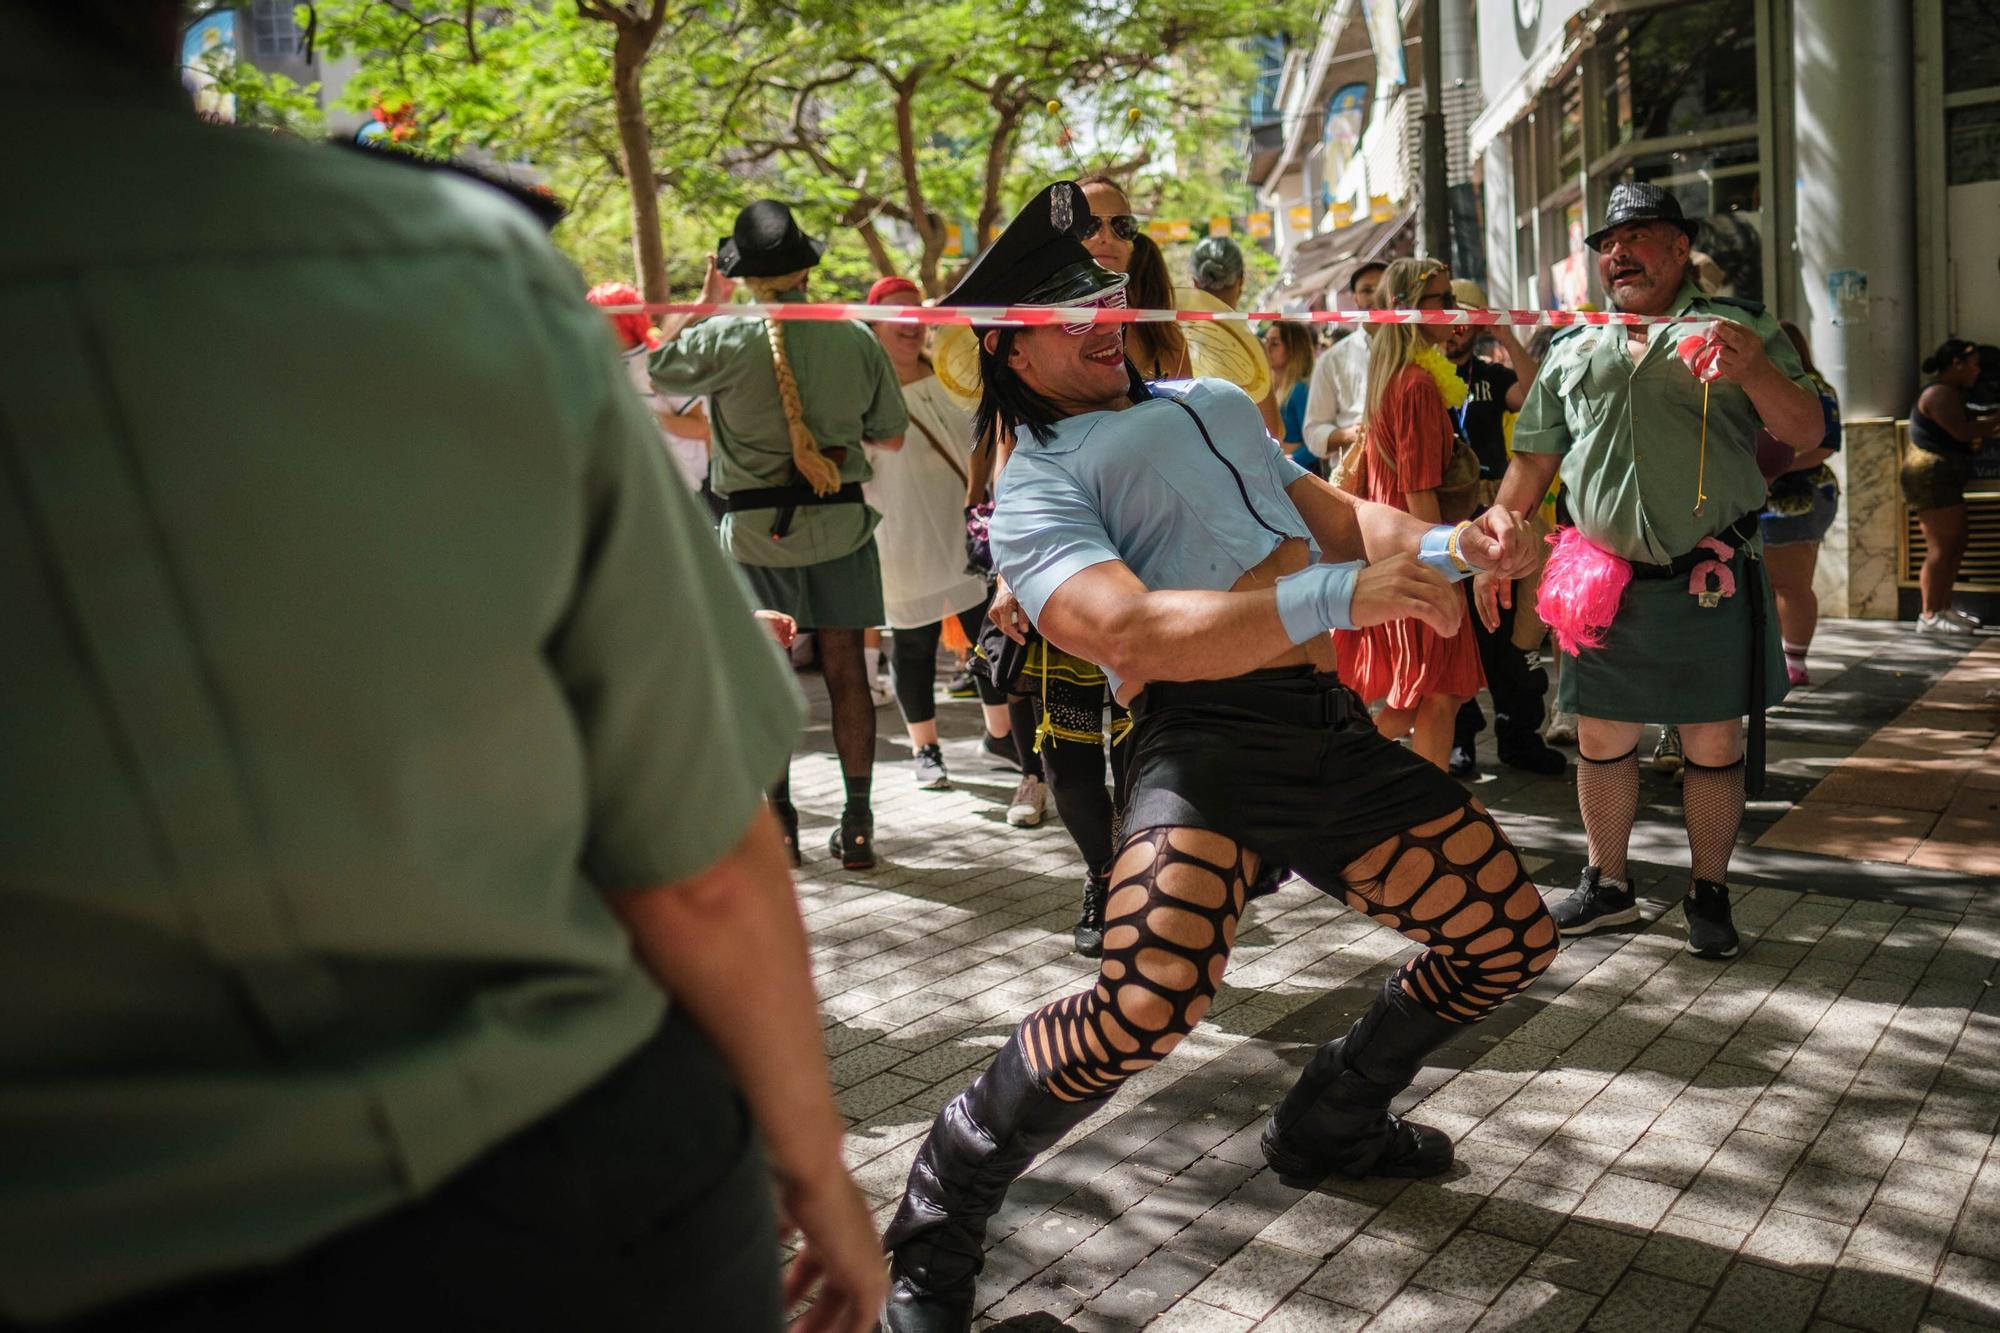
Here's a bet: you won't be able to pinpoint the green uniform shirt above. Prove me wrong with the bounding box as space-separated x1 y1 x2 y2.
650 293 907 568
0 20 802 1321
1512 281 1814 564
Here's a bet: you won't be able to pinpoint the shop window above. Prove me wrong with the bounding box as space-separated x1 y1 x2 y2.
247 0 302 61
1948 103 2000 186
1944 0 2000 95
1556 73 1584 185
1598 0 1757 148
1616 139 1763 301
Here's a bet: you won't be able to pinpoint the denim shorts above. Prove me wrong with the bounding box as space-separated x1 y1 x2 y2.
1759 483 1838 547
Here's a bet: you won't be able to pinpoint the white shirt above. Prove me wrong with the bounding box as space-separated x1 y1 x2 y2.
864 375 990 628
620 344 707 492
1301 330 1371 458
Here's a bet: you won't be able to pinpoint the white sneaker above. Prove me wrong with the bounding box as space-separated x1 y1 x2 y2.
1006 775 1047 827
870 678 897 707
1544 710 1579 746
1918 612 1973 635
1945 608 1984 630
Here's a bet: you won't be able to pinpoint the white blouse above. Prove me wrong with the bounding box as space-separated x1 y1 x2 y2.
864 374 990 628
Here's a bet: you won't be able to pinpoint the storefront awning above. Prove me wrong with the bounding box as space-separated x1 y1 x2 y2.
1270 208 1414 308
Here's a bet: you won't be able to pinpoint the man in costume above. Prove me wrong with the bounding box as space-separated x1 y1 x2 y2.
651 201 908 870
881 181 1557 1332
1484 183 1824 960
1302 260 1386 477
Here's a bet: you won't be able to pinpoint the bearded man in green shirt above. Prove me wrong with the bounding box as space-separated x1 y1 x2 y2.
1482 184 1825 962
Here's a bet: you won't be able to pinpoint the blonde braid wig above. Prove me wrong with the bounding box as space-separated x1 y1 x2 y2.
744 270 842 495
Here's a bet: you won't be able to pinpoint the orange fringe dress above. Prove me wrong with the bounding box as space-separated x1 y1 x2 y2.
1337 364 1486 709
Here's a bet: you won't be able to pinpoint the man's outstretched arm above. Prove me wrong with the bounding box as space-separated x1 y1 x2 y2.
1036 556 1462 688
1286 470 1536 578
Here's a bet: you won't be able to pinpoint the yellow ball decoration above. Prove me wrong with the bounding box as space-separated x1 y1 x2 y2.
1046 99 1063 115
1127 107 1142 123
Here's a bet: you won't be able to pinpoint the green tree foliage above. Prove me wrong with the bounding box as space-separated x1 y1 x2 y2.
310 1 1309 299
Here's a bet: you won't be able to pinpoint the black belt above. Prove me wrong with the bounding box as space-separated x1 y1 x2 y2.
1139 668 1358 730
1627 512 1760 579
723 481 864 540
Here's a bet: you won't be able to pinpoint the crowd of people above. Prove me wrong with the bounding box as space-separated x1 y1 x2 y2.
11 7 1996 1329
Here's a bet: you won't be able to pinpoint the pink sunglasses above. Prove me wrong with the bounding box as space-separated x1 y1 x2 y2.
1060 287 1127 336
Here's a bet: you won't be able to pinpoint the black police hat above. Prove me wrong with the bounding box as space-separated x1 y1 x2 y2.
940 180 1126 313
1585 181 1701 251
717 200 824 278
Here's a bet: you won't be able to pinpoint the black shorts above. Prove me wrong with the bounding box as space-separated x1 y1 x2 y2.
1123 667 1468 869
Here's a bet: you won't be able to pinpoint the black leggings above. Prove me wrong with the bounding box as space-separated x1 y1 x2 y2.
889 607 1004 725
1034 675 1130 878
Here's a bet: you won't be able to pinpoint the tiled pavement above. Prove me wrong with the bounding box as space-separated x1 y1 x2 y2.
784 620 2000 1331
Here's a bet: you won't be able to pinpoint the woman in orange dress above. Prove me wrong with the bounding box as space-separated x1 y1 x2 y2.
1340 257 1484 768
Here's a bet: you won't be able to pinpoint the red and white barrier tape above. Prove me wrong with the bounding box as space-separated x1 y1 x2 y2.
599 301 1710 328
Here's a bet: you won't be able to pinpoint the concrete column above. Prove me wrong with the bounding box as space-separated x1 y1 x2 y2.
1793 1 1916 419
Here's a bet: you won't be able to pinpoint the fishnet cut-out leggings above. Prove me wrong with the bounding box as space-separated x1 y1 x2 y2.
1016 804 1556 1101
1317 804 1558 1023
1021 828 1248 1101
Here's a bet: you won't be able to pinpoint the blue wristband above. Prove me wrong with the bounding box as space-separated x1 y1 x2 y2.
1418 524 1474 583
1274 561 1360 642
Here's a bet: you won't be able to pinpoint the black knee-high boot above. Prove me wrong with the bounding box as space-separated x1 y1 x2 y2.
882 1033 1111 1332
1261 975 1464 1183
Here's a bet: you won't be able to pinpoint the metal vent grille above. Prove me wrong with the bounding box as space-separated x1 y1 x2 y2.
1901 487 2000 591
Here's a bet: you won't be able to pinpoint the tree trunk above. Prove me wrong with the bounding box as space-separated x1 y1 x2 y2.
977 104 1023 250
853 219 898 277
610 24 668 299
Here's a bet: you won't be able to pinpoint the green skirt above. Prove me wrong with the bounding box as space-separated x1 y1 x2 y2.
1557 547 1788 724
735 538 884 630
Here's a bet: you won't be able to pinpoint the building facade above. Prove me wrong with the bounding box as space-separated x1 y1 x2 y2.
1472 0 2000 615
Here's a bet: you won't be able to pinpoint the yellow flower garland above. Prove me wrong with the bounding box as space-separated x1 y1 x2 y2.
1410 340 1469 411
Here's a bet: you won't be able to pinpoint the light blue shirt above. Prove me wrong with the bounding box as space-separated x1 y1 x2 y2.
992 378 1316 693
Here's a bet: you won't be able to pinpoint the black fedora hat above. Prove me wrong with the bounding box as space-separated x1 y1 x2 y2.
717 200 824 278
1585 181 1701 251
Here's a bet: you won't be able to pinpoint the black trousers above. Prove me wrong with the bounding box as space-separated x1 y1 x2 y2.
37 1010 782 1333
889 600 1004 725
1454 577 1550 755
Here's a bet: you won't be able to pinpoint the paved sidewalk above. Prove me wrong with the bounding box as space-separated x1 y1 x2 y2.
785 620 2000 1331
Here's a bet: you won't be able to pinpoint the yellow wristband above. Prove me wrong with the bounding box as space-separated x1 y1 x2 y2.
1444 520 1475 575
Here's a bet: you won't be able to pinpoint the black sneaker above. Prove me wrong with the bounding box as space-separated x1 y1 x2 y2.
1448 743 1479 778
913 744 949 790
944 669 978 699
1684 879 1740 959
1073 874 1107 958
828 813 875 870
1550 867 1640 936
1498 737 1568 776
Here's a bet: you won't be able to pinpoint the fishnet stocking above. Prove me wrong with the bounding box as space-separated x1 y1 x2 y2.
1681 757 1745 882
1577 747 1640 885
1018 828 1250 1101
1320 803 1557 1023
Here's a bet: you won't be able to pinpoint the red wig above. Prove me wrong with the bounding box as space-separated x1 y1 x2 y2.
585 281 662 350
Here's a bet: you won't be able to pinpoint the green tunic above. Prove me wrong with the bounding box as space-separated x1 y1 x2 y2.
0 18 802 1319
1512 282 1815 722
650 292 908 570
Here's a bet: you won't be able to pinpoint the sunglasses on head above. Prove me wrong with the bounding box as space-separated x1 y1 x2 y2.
1077 213 1140 243
1059 287 1127 336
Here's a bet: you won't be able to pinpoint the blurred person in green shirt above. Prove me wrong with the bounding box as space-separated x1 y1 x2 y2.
0 4 880 1329
1484 183 1824 965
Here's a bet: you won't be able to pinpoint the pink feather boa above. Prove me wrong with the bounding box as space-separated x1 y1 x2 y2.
1537 526 1631 655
